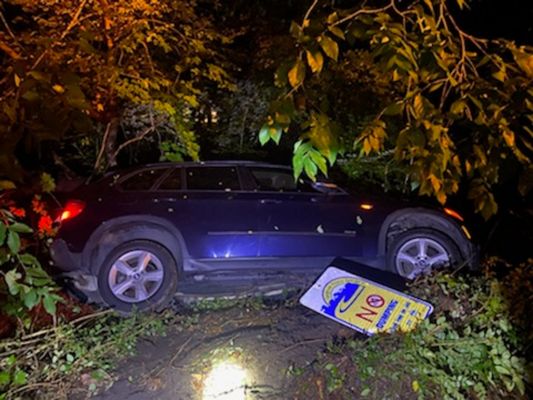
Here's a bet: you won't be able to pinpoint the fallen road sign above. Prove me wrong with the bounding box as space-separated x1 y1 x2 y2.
299 266 433 336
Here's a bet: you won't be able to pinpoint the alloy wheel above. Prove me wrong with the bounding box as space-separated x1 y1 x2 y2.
107 250 165 303
395 237 450 279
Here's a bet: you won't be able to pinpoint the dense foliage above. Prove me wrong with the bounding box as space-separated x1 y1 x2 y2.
263 0 533 218
0 0 234 179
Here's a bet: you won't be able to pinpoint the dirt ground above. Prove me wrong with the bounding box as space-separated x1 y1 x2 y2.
87 296 356 400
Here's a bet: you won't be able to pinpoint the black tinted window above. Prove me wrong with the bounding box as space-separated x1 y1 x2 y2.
158 168 182 190
249 168 318 192
186 167 240 191
249 168 298 191
120 168 166 191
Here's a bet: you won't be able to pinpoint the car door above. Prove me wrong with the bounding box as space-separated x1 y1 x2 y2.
245 167 364 258
168 165 262 260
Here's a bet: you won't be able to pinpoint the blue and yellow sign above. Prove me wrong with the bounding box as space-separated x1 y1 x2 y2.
300 267 433 335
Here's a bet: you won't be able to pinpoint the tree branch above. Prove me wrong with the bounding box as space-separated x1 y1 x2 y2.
0 40 20 60
30 0 88 70
332 2 393 27
302 0 319 24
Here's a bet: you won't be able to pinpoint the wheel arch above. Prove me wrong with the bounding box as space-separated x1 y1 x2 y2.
377 207 473 262
81 215 188 275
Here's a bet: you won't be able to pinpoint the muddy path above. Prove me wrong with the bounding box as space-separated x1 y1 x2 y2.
88 297 357 400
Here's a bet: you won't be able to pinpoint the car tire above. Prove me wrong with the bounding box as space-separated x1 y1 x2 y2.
96 240 178 313
386 229 463 280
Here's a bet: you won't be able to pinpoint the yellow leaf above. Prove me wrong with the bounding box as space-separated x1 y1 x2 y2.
465 160 472 175
412 380 420 392
306 50 324 74
0 180 16 190
96 103 104 112
492 69 506 82
52 84 65 94
392 69 400 81
413 94 424 119
436 191 447 204
429 174 442 192
14 74 21 87
288 59 305 88
511 47 533 78
318 35 339 62
502 129 515 147
363 138 371 155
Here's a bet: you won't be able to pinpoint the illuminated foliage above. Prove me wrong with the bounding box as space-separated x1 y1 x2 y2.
0 0 234 176
264 0 533 218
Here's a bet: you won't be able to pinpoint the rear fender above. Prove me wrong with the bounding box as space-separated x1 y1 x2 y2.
81 215 187 274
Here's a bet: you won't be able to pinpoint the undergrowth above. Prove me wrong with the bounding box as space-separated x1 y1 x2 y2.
0 309 177 399
292 259 532 399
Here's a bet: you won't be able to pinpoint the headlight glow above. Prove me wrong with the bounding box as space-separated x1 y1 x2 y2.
203 361 247 400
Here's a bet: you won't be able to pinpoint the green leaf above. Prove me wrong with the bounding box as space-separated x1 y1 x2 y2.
23 290 39 309
288 59 306 88
306 50 324 74
6 355 16 367
8 222 33 234
12 370 27 386
4 270 21 295
0 222 6 245
0 371 10 386
304 158 318 180
259 124 271 145
7 231 20 254
319 35 339 61
43 295 57 316
309 151 328 176
293 153 304 179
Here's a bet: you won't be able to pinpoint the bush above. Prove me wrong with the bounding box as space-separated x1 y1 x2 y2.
0 197 62 326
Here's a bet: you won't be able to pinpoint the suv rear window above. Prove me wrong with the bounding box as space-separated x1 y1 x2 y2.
120 168 166 191
186 167 240 191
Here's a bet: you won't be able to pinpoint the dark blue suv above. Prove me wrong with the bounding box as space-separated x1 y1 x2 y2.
51 161 475 311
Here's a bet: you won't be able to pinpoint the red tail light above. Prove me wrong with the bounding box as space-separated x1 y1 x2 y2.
59 200 85 222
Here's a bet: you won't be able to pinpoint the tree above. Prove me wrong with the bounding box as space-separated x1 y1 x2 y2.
262 0 533 218
0 0 234 179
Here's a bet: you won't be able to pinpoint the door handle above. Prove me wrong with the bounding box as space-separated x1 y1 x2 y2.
260 199 282 205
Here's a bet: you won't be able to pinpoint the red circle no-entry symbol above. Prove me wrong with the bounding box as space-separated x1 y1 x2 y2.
366 294 385 308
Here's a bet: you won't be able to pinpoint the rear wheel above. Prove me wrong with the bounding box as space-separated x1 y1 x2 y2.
97 240 178 312
387 229 462 279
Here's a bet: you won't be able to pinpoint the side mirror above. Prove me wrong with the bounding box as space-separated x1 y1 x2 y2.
311 181 340 194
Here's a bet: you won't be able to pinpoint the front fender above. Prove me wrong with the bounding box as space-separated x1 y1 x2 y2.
377 207 475 262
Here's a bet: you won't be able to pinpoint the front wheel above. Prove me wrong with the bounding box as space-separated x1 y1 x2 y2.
97 240 178 313
386 229 462 280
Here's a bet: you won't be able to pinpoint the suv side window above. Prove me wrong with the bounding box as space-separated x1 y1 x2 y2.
120 168 167 191
249 168 317 192
186 167 240 191
158 168 182 190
